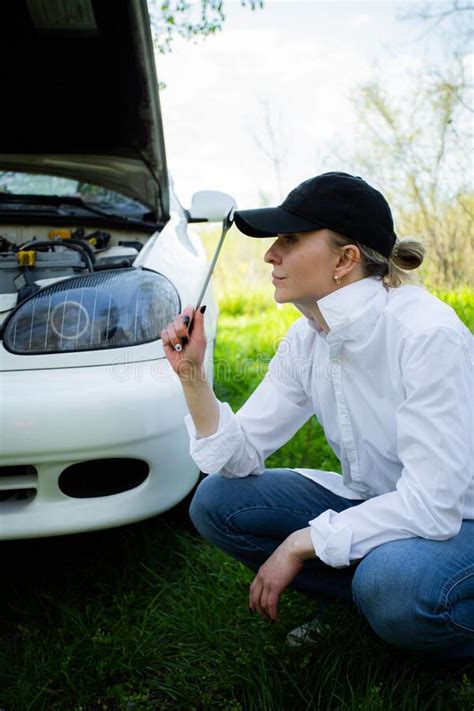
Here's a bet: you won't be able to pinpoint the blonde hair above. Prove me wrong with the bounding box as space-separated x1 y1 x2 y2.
328 232 425 288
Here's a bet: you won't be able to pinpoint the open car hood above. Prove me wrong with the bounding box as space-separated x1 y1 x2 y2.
0 0 169 221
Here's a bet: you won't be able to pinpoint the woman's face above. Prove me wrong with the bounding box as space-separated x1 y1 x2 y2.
263 228 342 304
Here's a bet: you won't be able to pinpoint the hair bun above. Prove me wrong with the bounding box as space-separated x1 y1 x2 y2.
391 238 425 271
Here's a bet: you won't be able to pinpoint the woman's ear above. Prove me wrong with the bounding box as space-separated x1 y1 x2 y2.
337 244 361 276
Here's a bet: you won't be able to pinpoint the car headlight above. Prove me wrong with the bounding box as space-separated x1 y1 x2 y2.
2 268 180 354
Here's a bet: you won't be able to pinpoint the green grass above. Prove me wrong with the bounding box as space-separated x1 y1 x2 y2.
432 287 474 332
0 287 472 710
1 520 473 711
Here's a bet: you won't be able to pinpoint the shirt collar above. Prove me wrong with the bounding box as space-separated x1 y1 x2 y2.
297 278 388 340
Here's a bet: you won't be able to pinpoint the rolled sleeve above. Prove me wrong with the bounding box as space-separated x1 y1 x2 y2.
184 401 243 475
309 327 473 568
309 510 353 567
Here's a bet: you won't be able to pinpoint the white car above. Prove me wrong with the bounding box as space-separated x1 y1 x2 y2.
0 0 235 539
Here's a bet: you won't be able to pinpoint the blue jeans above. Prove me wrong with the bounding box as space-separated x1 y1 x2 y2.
189 468 474 662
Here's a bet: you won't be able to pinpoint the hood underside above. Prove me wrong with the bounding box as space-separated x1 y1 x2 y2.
0 0 169 220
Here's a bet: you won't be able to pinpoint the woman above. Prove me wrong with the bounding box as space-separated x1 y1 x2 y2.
161 172 473 661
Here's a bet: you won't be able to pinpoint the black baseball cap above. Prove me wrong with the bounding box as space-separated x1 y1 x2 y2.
234 172 397 258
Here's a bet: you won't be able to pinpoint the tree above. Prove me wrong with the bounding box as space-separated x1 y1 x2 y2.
350 68 473 288
250 98 288 204
344 0 473 288
400 1 473 51
400 1 473 117
148 0 263 54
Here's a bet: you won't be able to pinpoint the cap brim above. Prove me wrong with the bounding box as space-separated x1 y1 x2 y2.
234 206 324 238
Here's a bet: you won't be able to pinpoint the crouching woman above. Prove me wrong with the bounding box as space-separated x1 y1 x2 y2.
161 172 474 661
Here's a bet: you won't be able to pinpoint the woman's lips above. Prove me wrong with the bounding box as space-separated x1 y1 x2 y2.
272 274 286 282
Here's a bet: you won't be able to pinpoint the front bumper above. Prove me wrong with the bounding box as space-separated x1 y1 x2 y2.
0 358 201 540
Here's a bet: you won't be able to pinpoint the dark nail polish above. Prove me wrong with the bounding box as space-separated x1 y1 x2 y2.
183 315 190 327
181 336 189 345
200 305 207 314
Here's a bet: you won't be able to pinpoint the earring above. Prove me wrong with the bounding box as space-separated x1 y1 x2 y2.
333 274 341 286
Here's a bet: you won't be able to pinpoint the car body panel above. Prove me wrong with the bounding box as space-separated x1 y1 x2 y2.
0 338 215 540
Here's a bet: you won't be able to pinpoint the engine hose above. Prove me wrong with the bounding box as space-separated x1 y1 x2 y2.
18 240 94 273
67 238 96 264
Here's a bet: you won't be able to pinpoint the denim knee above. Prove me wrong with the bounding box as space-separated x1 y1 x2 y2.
188 474 226 540
352 550 430 649
352 564 408 645
351 551 470 652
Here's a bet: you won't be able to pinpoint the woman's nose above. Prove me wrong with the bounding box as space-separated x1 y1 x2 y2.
264 240 281 264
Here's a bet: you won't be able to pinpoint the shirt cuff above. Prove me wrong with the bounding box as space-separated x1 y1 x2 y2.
184 401 243 474
309 509 353 568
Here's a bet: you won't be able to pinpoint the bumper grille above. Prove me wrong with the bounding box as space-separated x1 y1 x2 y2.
0 465 37 502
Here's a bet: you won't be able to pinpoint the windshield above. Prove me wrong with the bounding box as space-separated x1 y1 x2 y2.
0 171 147 212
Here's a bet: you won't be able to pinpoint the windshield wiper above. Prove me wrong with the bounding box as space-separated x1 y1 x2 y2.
0 194 126 218
0 194 159 228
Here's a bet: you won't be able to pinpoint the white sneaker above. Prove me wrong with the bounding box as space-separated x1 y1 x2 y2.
285 617 331 647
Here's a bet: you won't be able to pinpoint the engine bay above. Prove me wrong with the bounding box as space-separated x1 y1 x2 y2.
0 223 155 326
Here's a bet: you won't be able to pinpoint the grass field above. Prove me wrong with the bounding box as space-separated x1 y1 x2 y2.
0 258 473 709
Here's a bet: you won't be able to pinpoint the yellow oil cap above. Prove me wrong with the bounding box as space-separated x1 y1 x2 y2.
49 229 72 240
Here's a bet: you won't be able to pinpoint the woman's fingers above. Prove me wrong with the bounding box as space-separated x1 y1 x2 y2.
174 310 192 339
266 590 280 622
249 576 260 613
249 574 279 621
166 323 180 348
249 576 266 617
258 586 272 621
161 306 208 376
160 327 172 350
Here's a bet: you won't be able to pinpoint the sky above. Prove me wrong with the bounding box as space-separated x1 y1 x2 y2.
155 0 458 211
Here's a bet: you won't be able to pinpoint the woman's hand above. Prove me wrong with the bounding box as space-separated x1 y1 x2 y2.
249 528 315 622
161 305 207 380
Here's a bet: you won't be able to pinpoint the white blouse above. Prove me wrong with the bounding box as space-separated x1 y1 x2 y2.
184 278 474 567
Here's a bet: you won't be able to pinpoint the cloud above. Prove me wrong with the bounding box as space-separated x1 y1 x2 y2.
353 14 372 27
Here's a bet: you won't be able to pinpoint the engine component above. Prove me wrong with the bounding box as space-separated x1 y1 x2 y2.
95 245 139 266
18 240 94 273
78 229 111 250
119 240 143 252
0 250 86 295
0 236 15 253
14 250 41 302
49 228 72 241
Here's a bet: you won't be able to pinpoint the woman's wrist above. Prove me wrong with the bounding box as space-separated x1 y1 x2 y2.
177 363 207 386
285 528 316 560
178 366 220 438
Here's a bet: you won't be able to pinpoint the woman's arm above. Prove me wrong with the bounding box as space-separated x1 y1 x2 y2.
160 305 221 437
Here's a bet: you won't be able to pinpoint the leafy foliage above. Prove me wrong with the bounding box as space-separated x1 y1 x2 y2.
148 0 263 54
